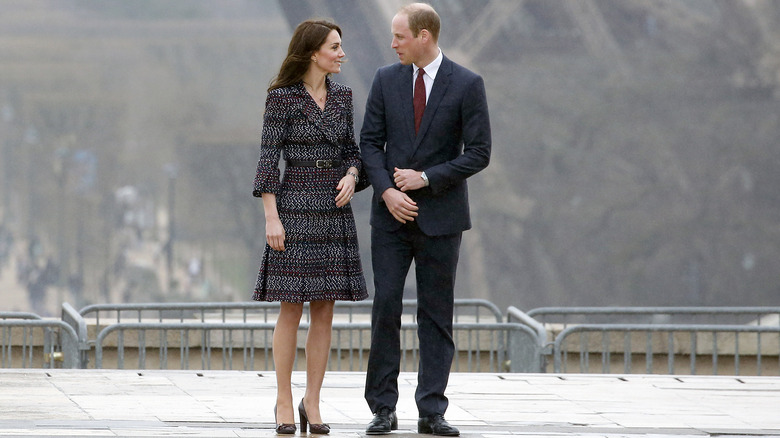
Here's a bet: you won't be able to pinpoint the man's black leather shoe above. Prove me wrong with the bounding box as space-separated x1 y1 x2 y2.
366 407 398 435
418 414 459 436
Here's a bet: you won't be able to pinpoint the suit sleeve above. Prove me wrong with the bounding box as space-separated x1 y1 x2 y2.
253 91 286 197
359 70 394 196
426 75 491 194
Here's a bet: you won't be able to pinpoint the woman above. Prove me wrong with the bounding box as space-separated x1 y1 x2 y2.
252 19 368 435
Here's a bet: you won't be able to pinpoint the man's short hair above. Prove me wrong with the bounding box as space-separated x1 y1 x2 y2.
399 3 440 41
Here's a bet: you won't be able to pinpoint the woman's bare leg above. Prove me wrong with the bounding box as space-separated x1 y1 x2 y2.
302 300 335 424
274 302 303 424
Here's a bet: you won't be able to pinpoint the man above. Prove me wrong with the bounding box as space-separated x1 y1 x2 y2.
359 3 491 436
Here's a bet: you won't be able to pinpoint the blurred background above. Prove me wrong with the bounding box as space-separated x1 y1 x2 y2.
1 0 780 316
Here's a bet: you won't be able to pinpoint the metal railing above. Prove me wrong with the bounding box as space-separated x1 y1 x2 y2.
79 299 503 325
0 317 80 368
0 299 503 371
505 306 780 375
552 324 780 375
1 311 43 320
5 301 779 375
79 299 507 371
61 302 91 368
527 306 780 326
506 306 548 372
92 319 536 372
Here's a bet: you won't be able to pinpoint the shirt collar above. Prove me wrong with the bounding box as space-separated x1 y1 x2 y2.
414 48 443 80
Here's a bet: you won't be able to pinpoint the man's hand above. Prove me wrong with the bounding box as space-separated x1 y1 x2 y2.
382 188 418 223
393 167 426 192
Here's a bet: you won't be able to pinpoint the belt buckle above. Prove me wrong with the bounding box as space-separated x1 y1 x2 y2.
316 159 332 169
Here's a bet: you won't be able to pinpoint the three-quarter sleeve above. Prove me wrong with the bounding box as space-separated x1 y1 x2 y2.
253 91 287 197
340 88 362 173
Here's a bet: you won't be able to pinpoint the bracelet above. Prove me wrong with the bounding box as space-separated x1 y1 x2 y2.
346 170 359 184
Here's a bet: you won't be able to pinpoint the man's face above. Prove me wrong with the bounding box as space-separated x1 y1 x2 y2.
391 13 421 66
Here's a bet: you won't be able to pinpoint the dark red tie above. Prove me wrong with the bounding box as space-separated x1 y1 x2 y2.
413 68 426 134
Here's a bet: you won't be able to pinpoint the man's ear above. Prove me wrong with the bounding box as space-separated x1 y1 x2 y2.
419 29 430 43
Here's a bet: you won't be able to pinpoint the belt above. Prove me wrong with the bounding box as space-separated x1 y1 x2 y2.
286 159 342 169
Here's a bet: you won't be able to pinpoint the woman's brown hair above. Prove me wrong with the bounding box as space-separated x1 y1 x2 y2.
268 19 342 92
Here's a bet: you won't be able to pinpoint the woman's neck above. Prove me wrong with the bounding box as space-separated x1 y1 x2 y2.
302 71 327 92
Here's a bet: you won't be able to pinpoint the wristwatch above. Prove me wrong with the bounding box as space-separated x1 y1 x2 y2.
347 170 359 184
420 171 429 187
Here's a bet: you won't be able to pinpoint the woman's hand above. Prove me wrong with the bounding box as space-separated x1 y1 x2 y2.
335 167 358 207
265 216 286 251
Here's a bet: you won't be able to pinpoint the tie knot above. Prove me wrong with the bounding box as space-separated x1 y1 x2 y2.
418 68 425 77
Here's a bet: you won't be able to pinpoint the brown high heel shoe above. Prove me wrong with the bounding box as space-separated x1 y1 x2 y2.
298 400 330 434
274 404 297 435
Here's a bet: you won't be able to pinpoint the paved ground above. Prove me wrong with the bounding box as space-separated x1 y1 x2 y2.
0 370 778 437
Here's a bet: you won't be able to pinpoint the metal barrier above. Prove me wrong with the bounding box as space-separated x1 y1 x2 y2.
92 319 535 372
552 324 780 375
80 299 505 370
7 302 779 374
61 303 91 368
1 311 43 320
80 301 282 325
0 319 80 368
527 307 780 326
80 299 503 325
524 306 780 375
506 306 548 372
94 321 277 370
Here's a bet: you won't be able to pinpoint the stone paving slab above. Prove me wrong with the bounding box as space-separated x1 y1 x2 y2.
0 370 779 437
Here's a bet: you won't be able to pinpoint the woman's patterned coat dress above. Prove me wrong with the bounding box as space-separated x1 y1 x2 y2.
252 79 368 303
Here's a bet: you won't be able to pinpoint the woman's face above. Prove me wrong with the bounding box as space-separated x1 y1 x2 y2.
312 29 345 74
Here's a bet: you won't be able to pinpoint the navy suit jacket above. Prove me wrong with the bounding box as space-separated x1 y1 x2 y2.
360 56 491 236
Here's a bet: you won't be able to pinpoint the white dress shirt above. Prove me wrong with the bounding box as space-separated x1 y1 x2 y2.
413 49 443 102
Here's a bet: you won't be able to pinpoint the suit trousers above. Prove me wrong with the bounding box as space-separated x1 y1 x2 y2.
364 220 462 417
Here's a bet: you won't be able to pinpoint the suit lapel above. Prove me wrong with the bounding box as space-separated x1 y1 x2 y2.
396 64 416 145
413 57 452 150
